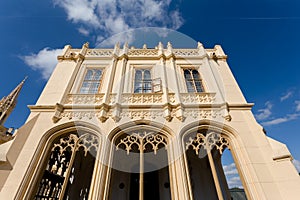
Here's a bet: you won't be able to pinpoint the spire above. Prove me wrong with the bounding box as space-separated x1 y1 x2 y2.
0 77 27 126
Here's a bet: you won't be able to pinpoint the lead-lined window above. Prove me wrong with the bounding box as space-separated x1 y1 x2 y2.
79 69 102 94
184 69 204 93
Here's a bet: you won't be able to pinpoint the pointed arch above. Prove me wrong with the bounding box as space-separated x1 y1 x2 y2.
179 120 249 200
15 121 103 200
104 120 175 200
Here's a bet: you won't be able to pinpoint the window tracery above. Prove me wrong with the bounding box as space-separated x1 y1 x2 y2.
34 133 99 200
186 132 230 155
109 130 171 200
116 131 168 154
184 131 235 200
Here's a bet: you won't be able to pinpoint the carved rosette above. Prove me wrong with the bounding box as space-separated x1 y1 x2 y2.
186 132 230 155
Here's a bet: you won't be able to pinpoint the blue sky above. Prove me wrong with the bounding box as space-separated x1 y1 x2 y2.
1 0 300 187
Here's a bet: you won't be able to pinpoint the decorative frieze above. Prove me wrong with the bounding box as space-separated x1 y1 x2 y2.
180 93 216 104
121 93 163 104
183 109 222 119
120 110 164 119
62 111 101 119
127 49 158 56
65 94 104 105
82 48 209 58
86 49 113 57
173 49 199 56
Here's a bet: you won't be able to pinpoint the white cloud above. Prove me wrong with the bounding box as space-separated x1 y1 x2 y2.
227 176 243 188
52 0 183 44
293 159 300 173
21 48 63 80
223 163 243 188
78 27 90 36
295 101 300 112
223 163 238 176
255 101 273 120
280 91 293 101
262 113 300 126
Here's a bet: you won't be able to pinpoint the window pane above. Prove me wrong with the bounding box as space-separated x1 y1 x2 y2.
134 69 152 93
184 70 192 79
80 82 91 94
134 81 143 93
135 70 142 80
93 70 102 80
192 70 200 79
80 69 102 94
89 83 100 93
186 81 195 93
144 70 151 80
85 70 93 80
195 81 203 92
144 80 152 93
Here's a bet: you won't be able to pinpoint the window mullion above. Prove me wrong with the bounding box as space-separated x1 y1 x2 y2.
139 138 144 200
207 149 224 200
58 146 77 200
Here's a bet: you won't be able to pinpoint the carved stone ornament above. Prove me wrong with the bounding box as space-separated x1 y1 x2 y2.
180 93 216 104
65 94 104 105
121 93 163 104
52 133 99 156
183 109 222 119
173 49 199 56
116 130 167 155
86 49 113 57
127 49 158 56
82 47 206 58
120 110 164 119
52 103 64 123
62 111 101 120
186 132 230 155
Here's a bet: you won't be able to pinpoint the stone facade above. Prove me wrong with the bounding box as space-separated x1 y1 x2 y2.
0 42 299 199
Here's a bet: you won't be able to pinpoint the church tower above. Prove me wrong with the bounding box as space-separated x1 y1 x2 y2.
0 78 26 144
0 42 299 200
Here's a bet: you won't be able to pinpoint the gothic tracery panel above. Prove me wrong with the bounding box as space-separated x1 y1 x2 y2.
34 133 99 200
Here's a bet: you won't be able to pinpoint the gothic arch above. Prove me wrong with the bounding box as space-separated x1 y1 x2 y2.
103 120 176 200
15 121 103 200
179 120 250 200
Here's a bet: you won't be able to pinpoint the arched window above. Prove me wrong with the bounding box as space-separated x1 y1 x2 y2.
184 131 247 200
33 132 99 200
79 69 102 94
134 69 152 93
108 129 171 200
183 69 204 93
